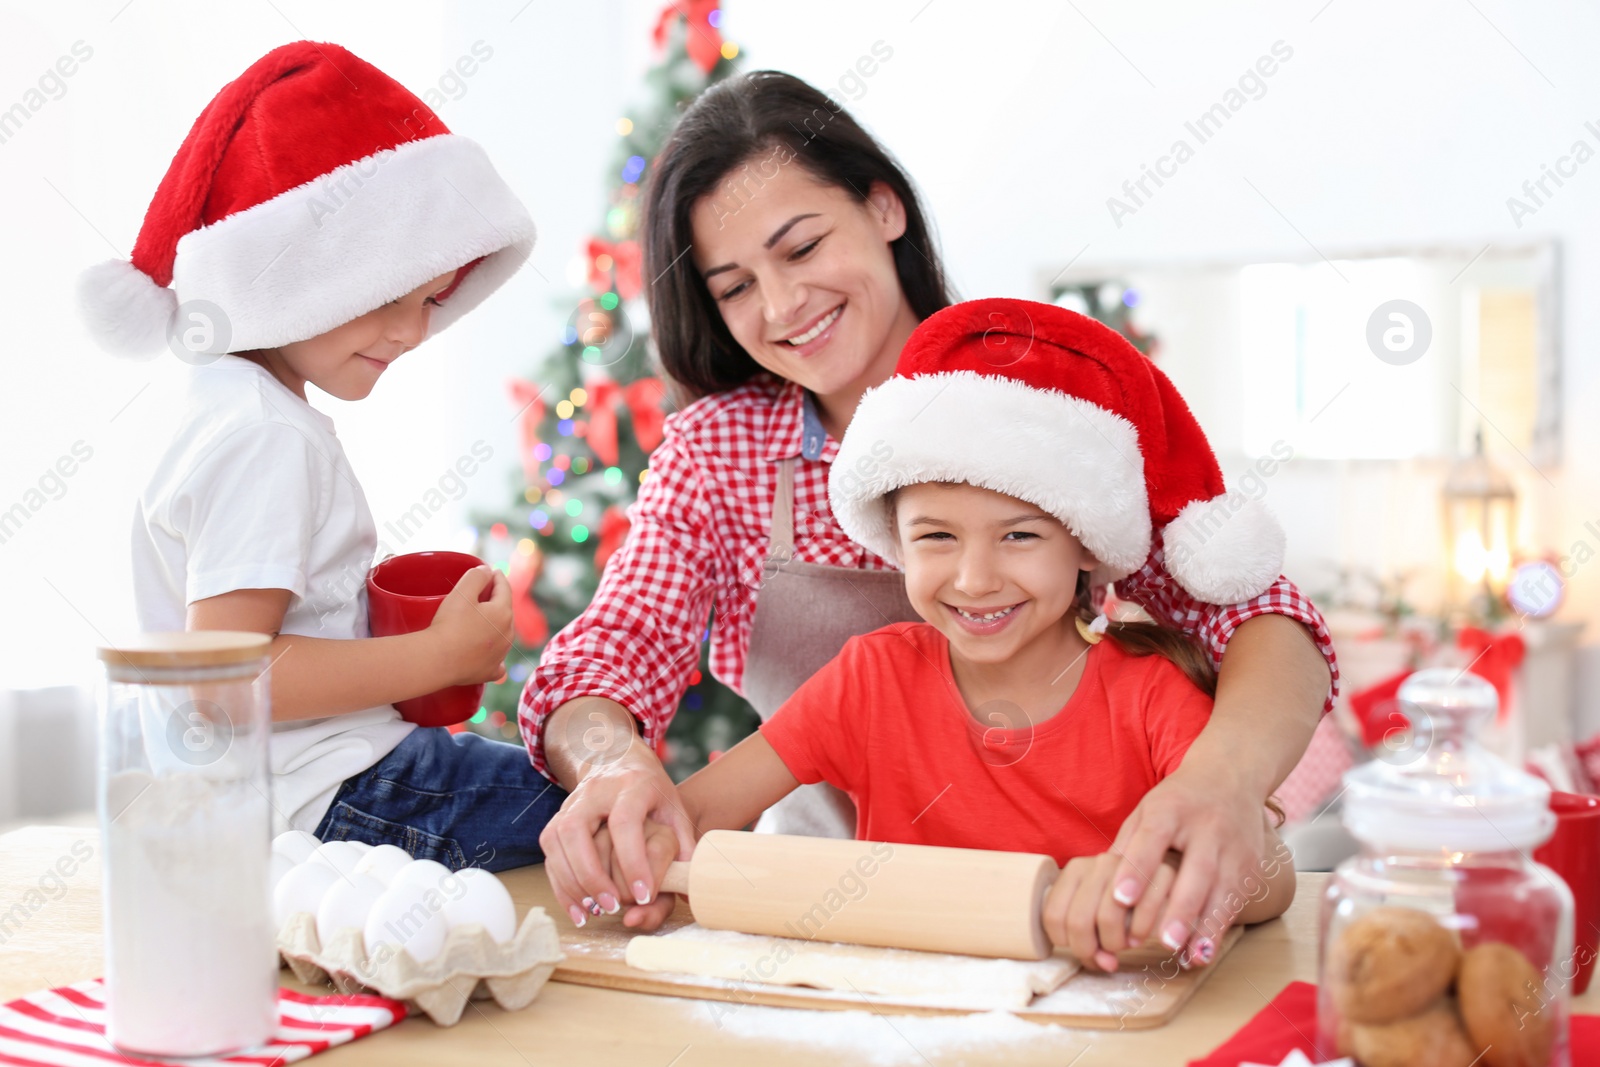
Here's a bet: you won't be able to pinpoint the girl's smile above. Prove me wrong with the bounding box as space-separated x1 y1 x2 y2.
945 600 1025 635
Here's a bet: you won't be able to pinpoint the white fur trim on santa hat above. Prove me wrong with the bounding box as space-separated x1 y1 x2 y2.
1161 493 1287 604
169 134 534 353
77 258 180 358
830 370 1152 578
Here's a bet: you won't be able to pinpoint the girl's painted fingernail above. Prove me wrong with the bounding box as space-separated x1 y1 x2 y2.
633 880 652 905
1112 879 1141 906
567 905 587 928
1160 921 1188 952
598 893 620 914
1192 937 1216 965
583 896 602 917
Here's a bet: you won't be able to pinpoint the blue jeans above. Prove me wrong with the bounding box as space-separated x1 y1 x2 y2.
313 728 567 872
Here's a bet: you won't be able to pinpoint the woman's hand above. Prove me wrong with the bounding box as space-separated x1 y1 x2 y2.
427 566 513 685
538 718 697 931
1044 850 1179 972
1104 765 1267 964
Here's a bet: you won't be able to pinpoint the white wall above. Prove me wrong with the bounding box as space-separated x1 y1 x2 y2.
4 0 1600 729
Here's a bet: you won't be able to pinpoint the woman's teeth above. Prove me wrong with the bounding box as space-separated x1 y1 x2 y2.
785 306 841 345
956 605 1017 622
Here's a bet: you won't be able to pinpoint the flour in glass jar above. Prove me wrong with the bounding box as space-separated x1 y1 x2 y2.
103 769 278 1055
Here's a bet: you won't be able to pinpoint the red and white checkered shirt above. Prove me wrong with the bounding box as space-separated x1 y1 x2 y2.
519 375 1341 784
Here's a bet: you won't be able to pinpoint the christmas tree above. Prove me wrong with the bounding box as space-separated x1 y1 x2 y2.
470 1 759 781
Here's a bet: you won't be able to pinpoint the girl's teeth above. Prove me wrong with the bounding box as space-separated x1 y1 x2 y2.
785 306 841 345
958 606 1015 622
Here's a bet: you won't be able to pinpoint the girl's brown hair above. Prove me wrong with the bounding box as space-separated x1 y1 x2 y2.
641 70 955 400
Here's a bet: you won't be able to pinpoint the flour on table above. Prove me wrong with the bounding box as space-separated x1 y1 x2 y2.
701 1005 1078 1066
624 924 1079 1011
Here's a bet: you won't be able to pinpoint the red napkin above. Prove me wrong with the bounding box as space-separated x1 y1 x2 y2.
1188 981 1600 1066
0 979 406 1066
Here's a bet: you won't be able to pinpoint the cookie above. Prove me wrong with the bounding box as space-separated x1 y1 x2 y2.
1348 999 1483 1067
1327 905 1459 1024
1458 942 1555 1067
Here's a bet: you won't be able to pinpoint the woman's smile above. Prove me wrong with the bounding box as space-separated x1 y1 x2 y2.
776 302 845 356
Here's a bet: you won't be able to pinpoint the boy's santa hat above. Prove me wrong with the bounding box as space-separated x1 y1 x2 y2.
78 41 535 358
830 298 1286 605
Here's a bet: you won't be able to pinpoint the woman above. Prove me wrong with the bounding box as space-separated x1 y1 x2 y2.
524 72 1336 962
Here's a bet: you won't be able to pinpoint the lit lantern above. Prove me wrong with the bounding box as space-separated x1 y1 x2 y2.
1442 429 1517 619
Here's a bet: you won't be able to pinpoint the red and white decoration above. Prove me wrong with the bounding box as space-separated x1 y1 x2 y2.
831 298 1287 605
78 41 534 358
0 979 405 1066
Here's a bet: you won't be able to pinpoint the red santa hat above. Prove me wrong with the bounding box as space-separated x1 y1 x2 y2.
78 41 535 358
830 298 1286 605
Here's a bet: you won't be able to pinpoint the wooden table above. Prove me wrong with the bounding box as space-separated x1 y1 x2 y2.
4 825 1596 1065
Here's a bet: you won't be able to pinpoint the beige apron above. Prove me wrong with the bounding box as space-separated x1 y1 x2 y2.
741 457 920 837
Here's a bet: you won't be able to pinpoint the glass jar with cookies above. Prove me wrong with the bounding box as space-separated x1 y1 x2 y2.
1319 669 1574 1067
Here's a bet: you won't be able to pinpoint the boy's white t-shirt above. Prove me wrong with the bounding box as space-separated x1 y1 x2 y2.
132 355 416 834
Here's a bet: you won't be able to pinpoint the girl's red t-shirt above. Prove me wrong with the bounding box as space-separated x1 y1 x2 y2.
759 622 1214 866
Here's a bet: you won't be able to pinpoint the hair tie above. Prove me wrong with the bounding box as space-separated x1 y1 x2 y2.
1075 613 1108 645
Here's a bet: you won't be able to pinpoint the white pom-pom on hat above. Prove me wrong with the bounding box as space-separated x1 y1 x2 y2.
77 259 177 359
1162 494 1287 605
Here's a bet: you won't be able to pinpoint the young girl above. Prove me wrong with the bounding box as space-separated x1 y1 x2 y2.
531 71 1333 960
562 298 1297 969
78 42 561 871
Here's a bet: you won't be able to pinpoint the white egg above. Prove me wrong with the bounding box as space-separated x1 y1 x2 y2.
306 841 365 879
352 844 414 886
388 858 453 896
271 830 321 864
273 862 340 929
315 874 388 947
441 868 517 944
269 851 295 893
347 841 374 854
364 880 449 963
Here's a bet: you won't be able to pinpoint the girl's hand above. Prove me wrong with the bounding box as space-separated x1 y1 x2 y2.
594 819 683 932
539 736 698 931
427 566 513 685
1044 851 1179 972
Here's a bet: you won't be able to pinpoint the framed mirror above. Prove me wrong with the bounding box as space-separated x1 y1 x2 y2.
1042 242 1561 469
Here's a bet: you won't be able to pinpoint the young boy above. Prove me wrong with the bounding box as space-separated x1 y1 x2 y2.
80 42 560 870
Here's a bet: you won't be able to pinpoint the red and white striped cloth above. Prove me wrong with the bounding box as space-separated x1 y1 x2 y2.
0 980 405 1067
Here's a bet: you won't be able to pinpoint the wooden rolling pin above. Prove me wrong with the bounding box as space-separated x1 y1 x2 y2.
657 830 1058 960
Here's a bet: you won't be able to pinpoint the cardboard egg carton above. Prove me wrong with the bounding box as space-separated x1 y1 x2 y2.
277 907 565 1026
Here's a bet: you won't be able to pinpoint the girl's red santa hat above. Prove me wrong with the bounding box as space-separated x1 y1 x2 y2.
78 41 535 357
830 298 1286 605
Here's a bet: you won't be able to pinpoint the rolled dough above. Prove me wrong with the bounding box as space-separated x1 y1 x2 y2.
624 924 1079 1011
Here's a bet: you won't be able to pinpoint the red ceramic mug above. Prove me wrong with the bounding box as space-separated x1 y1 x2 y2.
1533 791 1600 995
366 550 492 728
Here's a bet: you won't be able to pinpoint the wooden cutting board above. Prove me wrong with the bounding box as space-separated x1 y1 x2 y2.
501 866 1243 1030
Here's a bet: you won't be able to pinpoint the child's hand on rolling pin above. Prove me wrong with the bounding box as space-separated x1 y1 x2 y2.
1043 850 1179 972
611 818 682 931
576 819 682 931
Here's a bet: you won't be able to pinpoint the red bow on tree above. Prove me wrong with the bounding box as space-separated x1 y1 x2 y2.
652 0 723 74
585 377 667 468
1456 626 1526 723
595 505 632 572
586 238 643 302
507 545 550 648
506 379 547 484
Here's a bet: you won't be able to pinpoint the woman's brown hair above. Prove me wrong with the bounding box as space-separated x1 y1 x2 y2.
642 70 955 399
